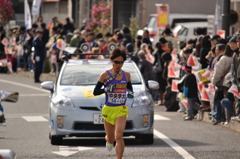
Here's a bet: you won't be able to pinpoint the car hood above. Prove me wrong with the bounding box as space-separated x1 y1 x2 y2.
57 85 144 107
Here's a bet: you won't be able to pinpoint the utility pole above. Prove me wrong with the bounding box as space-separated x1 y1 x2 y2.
222 0 230 37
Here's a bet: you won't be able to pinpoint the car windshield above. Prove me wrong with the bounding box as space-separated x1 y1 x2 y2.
60 62 142 85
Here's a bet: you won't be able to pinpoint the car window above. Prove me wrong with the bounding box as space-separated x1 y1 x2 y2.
171 18 207 28
60 62 142 85
173 25 182 35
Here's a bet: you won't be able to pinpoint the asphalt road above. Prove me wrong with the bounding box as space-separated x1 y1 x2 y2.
0 73 240 159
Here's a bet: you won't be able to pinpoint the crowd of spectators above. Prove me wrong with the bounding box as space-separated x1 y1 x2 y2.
1 15 240 125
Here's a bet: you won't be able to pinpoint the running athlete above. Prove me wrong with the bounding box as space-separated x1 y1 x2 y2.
93 48 134 159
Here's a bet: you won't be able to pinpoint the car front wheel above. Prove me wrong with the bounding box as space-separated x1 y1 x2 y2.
50 135 63 145
135 134 154 144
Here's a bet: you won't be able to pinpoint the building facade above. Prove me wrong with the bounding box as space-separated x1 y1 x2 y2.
10 0 240 34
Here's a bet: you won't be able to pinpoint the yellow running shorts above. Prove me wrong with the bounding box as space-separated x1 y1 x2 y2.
102 105 128 125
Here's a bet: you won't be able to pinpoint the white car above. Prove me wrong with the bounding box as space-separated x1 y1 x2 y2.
173 22 208 42
41 58 159 145
137 13 210 44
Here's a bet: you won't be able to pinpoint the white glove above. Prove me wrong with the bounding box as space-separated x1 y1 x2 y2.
36 56 40 62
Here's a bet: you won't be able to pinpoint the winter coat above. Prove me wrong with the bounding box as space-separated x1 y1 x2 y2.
212 55 232 87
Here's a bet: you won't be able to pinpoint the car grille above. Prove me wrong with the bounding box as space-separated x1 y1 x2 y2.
73 121 133 130
79 107 100 111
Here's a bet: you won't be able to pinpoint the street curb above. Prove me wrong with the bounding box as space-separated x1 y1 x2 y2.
198 111 240 133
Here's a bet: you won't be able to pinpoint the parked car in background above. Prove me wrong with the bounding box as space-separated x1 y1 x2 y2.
41 56 159 145
172 22 208 42
138 13 210 45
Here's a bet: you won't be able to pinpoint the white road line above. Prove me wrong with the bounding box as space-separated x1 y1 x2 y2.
154 129 195 159
154 114 170 120
53 146 95 157
22 116 48 122
59 146 94 151
0 79 49 93
20 94 49 97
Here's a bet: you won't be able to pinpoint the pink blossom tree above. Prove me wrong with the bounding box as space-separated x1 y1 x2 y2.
0 0 14 27
87 1 111 35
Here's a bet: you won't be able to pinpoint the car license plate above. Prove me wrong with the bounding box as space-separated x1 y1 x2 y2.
93 114 104 124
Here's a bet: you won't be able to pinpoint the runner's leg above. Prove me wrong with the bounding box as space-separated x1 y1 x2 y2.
104 120 115 144
115 115 126 159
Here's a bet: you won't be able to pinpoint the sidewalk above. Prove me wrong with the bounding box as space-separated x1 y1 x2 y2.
15 71 57 82
16 71 240 133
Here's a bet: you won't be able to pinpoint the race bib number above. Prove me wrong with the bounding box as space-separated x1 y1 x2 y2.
107 88 126 104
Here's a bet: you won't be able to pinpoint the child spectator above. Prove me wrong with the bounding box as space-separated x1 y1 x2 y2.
182 65 200 120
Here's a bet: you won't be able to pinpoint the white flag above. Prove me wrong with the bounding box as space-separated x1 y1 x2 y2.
24 0 32 30
32 0 42 16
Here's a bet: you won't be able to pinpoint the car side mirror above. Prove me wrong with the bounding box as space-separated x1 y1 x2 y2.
148 80 159 90
41 81 54 93
0 90 19 103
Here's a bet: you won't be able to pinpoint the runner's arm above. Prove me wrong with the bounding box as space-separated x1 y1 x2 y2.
93 81 105 95
93 72 107 95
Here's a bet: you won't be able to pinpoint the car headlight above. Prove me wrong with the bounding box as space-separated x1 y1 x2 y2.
52 95 75 108
132 95 151 107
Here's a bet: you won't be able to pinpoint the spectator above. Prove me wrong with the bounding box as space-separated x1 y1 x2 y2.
16 26 26 71
161 51 172 80
25 29 34 71
47 16 61 36
164 78 179 111
153 39 167 105
69 29 81 47
104 32 112 42
200 35 211 69
117 32 124 46
85 32 97 52
209 43 226 71
34 15 44 29
142 29 152 47
211 44 233 125
119 39 128 52
80 18 88 31
231 34 240 121
121 25 132 43
113 28 120 43
78 29 88 50
63 17 75 34
182 65 200 120
194 35 204 57
138 50 154 87
210 35 221 49
126 43 134 53
163 28 178 51
221 91 236 124
131 36 142 65
0 27 5 59
98 39 108 53
205 35 221 63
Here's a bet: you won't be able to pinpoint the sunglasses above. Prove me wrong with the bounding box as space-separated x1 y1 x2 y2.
112 60 124 64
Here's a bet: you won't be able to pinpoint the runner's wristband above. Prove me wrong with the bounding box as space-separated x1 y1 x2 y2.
127 91 134 99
